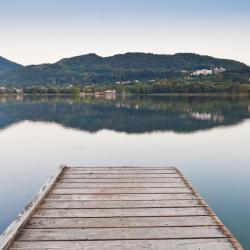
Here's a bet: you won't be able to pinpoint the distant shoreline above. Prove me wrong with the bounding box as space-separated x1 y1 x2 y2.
1 92 250 97
138 92 250 97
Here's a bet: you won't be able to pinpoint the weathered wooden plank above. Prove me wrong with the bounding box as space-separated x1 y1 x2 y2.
64 170 177 174
66 167 176 171
33 207 208 218
47 193 196 201
0 166 65 250
16 227 226 241
10 239 235 250
40 199 202 209
62 173 180 178
27 216 217 229
59 177 182 183
55 182 186 188
50 187 191 194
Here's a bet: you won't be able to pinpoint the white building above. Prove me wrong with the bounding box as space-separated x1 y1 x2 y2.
14 88 23 94
191 69 213 76
213 67 226 74
105 89 116 95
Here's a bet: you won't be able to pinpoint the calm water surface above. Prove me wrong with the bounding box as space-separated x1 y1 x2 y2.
0 95 250 248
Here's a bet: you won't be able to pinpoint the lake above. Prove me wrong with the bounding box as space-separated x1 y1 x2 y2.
0 94 250 248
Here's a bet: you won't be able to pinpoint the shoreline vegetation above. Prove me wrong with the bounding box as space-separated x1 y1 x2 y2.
1 81 250 96
1 92 250 97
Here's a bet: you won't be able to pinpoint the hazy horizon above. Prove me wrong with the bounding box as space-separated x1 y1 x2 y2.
1 0 250 66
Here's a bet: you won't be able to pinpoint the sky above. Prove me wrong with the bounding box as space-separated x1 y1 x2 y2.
0 0 250 66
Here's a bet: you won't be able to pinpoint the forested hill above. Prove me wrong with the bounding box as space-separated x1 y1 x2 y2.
0 53 249 86
0 56 22 75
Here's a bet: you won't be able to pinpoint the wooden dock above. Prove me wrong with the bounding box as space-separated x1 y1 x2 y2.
0 166 242 249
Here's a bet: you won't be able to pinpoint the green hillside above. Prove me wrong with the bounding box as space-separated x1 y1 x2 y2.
0 56 22 75
0 53 249 86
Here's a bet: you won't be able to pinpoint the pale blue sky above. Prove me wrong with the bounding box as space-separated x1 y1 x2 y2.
0 0 250 65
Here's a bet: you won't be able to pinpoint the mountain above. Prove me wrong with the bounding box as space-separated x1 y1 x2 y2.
0 53 249 86
0 56 22 75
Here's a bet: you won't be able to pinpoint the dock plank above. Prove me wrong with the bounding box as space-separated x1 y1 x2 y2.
26 216 217 228
55 182 186 188
50 187 191 194
62 173 180 178
59 177 182 182
64 169 178 174
33 207 208 218
47 193 196 200
66 166 176 170
10 239 236 250
40 199 202 209
16 227 226 241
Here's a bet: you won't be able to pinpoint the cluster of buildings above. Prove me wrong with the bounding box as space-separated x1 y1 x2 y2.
191 69 213 76
0 86 6 92
115 79 156 85
115 80 138 85
191 67 226 76
0 86 23 94
213 67 227 74
95 89 116 99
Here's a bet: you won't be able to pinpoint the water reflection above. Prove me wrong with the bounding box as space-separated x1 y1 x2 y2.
0 95 250 133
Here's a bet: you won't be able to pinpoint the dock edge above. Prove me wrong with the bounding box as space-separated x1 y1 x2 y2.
0 165 66 250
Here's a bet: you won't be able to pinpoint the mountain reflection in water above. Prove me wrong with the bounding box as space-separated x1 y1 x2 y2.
0 95 250 133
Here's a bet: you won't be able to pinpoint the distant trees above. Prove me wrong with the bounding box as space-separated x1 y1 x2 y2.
22 85 82 95
2 80 250 96
114 81 250 94
9 81 247 95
